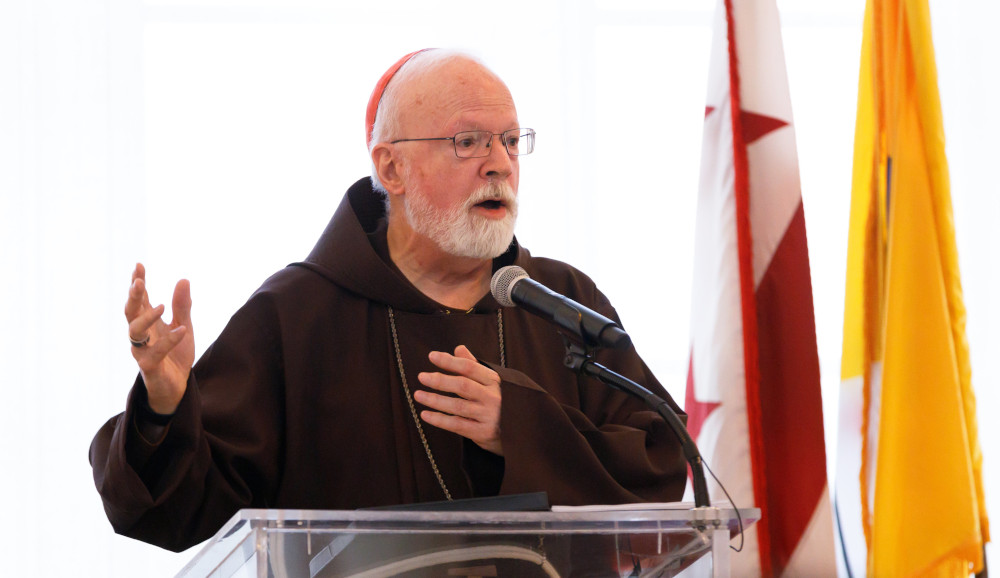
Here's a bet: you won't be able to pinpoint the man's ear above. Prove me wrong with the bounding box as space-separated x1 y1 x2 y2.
372 144 405 196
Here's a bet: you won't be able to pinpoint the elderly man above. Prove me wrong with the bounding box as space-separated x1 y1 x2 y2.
90 49 687 552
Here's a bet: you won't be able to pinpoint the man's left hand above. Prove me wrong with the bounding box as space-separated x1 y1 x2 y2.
415 345 503 456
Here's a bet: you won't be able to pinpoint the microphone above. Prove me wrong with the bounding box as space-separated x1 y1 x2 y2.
491 265 631 350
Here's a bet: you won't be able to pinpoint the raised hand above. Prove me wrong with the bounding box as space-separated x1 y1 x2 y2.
415 345 503 456
124 263 194 415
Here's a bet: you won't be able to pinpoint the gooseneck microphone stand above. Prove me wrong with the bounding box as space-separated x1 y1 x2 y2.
563 342 712 509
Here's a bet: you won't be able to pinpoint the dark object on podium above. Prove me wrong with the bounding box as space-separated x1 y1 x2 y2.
367 492 550 513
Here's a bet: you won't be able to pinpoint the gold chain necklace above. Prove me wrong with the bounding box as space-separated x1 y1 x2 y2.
387 306 505 500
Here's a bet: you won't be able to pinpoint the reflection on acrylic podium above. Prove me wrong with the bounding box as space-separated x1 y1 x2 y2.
176 503 759 577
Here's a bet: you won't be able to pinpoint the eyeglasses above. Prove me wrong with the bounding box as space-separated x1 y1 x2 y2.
390 128 535 158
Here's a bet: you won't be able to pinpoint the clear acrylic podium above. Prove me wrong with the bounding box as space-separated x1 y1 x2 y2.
176 505 759 577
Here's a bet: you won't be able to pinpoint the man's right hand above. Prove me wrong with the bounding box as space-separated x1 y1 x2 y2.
125 263 195 415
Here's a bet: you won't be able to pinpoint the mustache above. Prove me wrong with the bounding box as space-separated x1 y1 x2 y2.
465 181 517 209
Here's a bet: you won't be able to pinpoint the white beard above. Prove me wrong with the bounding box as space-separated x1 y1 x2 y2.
403 181 518 259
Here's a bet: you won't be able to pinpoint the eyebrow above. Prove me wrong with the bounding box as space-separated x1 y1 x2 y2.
448 123 522 134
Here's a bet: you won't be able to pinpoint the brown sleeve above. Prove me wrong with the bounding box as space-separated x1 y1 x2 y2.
488 361 688 506
89 296 285 552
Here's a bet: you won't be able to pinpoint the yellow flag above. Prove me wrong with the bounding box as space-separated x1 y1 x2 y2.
841 0 990 575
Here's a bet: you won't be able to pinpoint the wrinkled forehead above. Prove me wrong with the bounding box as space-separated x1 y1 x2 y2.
408 63 513 103
397 59 516 129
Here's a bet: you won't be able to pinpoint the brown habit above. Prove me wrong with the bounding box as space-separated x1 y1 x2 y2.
90 178 687 552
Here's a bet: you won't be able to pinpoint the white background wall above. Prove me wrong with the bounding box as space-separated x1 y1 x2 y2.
0 0 995 575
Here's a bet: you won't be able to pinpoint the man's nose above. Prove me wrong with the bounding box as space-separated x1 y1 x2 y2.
482 134 514 180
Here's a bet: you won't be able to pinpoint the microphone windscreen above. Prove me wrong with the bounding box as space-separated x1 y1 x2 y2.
491 265 529 307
